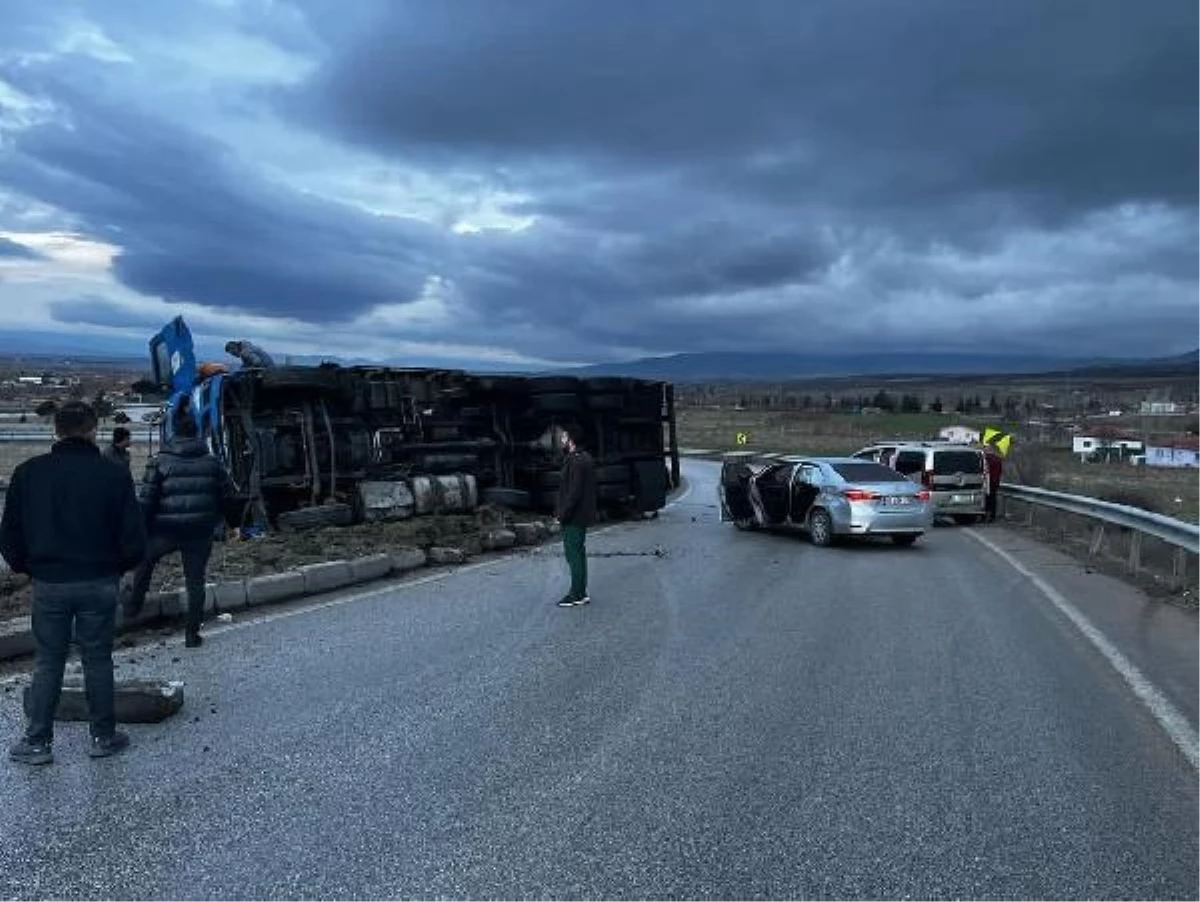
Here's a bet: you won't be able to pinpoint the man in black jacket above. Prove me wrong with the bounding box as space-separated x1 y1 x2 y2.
1 401 146 765
102 426 133 471
554 423 597 607
124 396 235 648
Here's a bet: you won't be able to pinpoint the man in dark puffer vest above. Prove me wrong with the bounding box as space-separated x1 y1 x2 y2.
123 396 235 647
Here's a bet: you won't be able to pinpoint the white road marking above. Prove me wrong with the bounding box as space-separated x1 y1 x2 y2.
966 528 1199 771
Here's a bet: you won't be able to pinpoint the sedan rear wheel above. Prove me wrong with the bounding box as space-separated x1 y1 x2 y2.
809 508 834 546
891 533 919 546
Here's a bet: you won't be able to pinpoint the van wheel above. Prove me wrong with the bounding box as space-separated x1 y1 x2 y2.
952 514 975 525
733 517 756 531
809 509 834 546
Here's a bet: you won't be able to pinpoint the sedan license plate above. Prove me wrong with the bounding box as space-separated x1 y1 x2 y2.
951 493 976 504
883 495 911 506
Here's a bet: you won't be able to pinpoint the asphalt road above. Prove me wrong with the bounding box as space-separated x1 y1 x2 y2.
0 459 1196 900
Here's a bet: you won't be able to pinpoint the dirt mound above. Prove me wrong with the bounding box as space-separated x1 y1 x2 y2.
0 505 542 623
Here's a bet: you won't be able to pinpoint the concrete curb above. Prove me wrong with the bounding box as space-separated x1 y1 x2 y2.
0 518 571 664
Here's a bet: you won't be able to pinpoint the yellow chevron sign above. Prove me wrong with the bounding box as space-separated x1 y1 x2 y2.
735 431 750 445
982 427 1012 456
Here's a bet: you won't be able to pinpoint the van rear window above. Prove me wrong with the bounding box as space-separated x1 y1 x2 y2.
933 450 984 474
893 451 925 475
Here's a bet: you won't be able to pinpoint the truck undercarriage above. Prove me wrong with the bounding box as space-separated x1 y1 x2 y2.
148 318 680 531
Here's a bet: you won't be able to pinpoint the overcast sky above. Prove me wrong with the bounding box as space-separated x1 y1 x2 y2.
0 0 1195 368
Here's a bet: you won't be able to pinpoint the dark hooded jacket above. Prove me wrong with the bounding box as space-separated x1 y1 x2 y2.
141 437 235 539
555 449 597 527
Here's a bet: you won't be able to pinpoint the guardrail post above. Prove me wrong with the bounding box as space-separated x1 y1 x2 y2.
1172 547 1187 591
1127 531 1142 576
1024 501 1035 528
1088 523 1105 558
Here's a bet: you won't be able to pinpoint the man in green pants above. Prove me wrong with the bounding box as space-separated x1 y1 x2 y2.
554 423 597 607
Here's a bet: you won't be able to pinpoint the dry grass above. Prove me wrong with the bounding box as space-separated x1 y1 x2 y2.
1038 452 1198 525
0 442 152 483
675 408 958 456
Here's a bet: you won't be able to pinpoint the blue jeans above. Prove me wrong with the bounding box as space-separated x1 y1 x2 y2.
25 578 119 744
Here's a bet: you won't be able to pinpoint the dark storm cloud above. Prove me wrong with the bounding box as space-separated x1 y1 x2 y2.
296 0 1197 221
48 296 161 330
0 0 1194 362
0 236 42 259
0 69 446 324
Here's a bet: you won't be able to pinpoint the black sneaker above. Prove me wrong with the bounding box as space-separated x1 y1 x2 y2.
9 738 53 766
89 730 130 759
185 628 203 648
556 593 590 607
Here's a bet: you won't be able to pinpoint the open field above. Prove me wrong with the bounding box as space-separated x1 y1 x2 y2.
676 408 988 455
0 441 152 484
676 408 1200 524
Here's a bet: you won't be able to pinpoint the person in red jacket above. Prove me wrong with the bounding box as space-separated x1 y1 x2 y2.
983 447 1003 523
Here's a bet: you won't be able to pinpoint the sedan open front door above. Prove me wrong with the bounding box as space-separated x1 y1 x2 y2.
719 458 757 525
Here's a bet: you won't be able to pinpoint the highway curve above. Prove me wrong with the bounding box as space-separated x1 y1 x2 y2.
0 459 1196 900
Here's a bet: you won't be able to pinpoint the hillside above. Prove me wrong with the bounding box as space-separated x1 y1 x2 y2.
554 349 1199 382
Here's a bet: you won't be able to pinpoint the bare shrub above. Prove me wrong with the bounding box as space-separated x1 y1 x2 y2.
1008 443 1050 487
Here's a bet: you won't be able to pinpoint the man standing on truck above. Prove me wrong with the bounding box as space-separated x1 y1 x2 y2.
554 424 597 607
2 401 146 765
224 339 275 369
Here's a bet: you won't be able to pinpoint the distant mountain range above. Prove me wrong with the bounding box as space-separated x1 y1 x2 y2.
0 327 1194 382
552 349 1200 382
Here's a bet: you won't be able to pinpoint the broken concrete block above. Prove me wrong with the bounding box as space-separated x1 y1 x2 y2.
544 520 562 537
482 529 517 551
357 481 416 521
349 553 393 583
157 589 184 618
390 547 428 573
427 546 467 565
0 616 33 661
24 678 185 724
297 561 353 594
245 571 306 606
513 523 540 545
206 580 248 614
531 521 548 540
459 535 483 557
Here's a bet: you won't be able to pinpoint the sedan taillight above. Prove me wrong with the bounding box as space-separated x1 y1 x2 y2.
842 489 879 502
916 489 931 502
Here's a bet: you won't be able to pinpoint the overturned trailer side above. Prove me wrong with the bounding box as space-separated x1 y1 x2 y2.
148 317 679 530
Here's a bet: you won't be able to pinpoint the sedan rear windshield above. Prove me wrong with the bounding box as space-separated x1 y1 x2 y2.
831 462 909 483
933 450 984 474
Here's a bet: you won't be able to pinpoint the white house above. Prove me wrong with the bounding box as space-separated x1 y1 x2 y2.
1073 431 1143 461
1145 443 1200 468
938 425 980 444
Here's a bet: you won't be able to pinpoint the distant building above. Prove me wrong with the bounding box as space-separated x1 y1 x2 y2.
1140 401 1182 415
938 425 980 444
1145 437 1200 468
1073 425 1143 461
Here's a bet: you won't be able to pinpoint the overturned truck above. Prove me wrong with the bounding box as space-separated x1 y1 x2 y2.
147 317 680 531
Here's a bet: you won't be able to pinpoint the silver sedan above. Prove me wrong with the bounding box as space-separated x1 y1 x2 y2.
718 455 935 546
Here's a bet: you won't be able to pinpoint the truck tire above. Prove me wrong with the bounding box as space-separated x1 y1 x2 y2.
276 503 354 532
481 487 532 510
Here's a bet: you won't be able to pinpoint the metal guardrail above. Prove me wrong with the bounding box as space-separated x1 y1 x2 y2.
999 483 1199 555
993 482 1200 587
